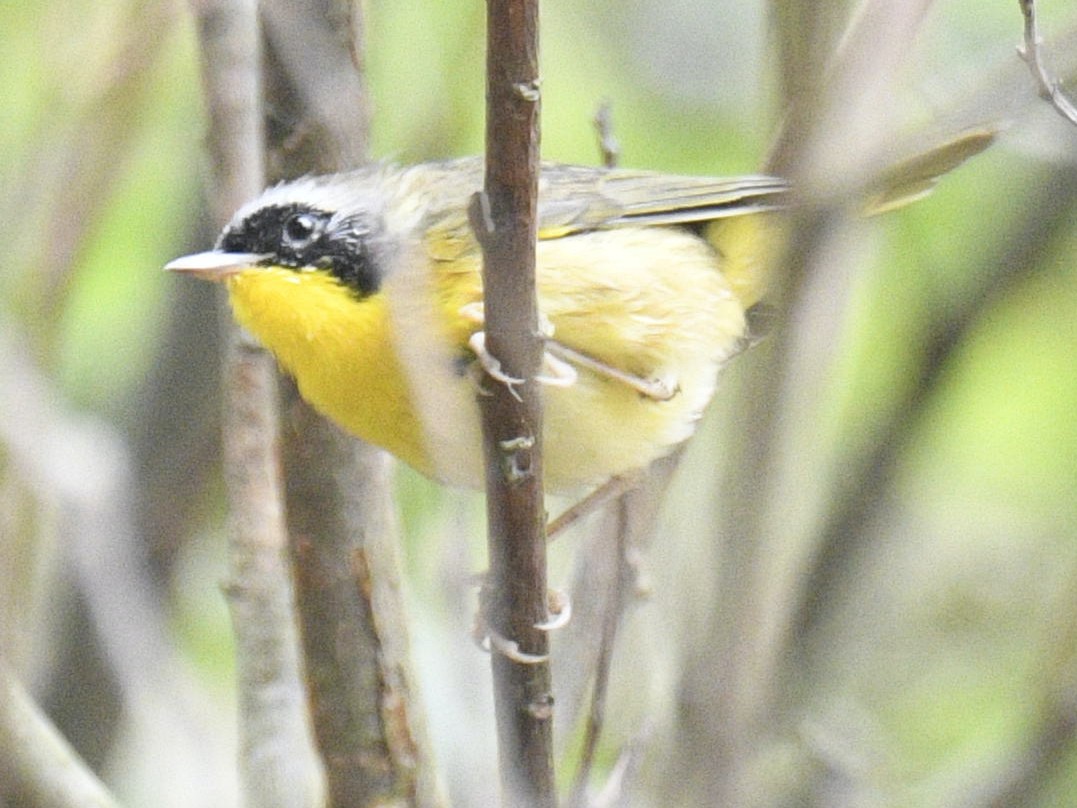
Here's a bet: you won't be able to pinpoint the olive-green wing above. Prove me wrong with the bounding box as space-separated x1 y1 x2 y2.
414 158 789 261
417 124 994 249
530 127 996 236
534 165 789 239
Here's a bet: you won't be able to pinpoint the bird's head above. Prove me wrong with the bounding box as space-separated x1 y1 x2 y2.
166 171 390 299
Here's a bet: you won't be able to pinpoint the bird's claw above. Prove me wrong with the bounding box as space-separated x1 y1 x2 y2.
535 589 572 631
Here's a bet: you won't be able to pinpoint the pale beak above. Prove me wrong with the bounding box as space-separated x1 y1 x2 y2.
164 251 269 281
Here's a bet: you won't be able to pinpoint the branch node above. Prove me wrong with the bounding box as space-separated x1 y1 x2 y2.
526 694 555 721
467 190 496 240
498 434 535 485
513 79 542 102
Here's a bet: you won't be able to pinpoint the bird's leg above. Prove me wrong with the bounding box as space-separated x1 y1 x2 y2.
461 302 680 399
544 341 678 401
469 476 642 650
546 472 643 541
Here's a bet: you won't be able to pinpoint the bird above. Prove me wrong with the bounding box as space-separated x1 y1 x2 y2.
166 139 991 494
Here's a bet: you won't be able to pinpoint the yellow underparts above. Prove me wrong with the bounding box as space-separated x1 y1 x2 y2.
225 225 748 492
226 268 437 476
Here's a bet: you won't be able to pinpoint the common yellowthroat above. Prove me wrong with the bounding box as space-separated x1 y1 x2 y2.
166 145 989 492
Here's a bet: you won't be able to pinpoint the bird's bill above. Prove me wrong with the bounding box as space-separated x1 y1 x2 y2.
164 251 269 281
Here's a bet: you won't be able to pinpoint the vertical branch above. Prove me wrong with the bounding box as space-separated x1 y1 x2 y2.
282 403 439 808
565 499 631 808
259 1 442 805
470 0 555 805
190 0 322 805
679 2 936 802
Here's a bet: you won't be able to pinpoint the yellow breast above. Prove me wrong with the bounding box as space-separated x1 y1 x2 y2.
226 268 452 478
224 225 746 493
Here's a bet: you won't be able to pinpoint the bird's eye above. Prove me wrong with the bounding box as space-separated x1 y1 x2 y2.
282 212 321 247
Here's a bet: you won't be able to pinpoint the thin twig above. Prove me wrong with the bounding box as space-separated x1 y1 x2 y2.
546 474 637 540
567 498 632 808
473 0 555 805
190 0 323 804
552 445 681 788
593 101 620 169
1018 0 1077 126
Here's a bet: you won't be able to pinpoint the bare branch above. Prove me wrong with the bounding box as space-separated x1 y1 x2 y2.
0 664 120 808
190 0 323 805
566 501 631 808
282 397 442 807
1018 0 1077 126
473 0 555 804
259 1 442 804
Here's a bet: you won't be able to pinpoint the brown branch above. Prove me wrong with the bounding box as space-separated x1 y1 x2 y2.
1018 0 1077 126
190 0 323 805
282 396 441 807
472 0 555 805
259 1 442 805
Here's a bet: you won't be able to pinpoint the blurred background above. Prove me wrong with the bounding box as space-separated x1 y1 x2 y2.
2 0 1077 806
